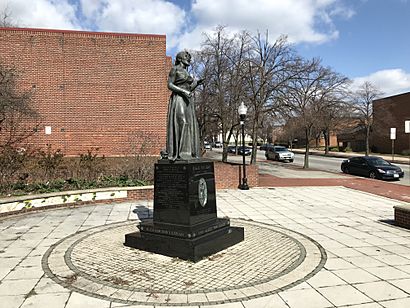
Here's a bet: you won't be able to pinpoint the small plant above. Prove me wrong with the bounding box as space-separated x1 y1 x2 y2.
37 144 65 180
78 148 106 181
0 145 31 190
24 200 32 209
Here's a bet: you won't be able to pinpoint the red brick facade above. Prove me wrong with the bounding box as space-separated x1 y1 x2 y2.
372 92 410 154
0 27 169 156
394 205 410 229
214 162 259 189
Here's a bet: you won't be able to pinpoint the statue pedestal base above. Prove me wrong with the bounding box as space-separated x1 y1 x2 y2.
124 159 244 261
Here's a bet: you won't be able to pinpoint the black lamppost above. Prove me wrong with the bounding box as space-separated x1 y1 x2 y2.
238 102 249 190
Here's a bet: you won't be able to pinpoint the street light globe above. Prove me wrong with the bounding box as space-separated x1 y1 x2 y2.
238 102 247 116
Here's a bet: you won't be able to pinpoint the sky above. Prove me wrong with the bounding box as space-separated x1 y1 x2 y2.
1 0 410 97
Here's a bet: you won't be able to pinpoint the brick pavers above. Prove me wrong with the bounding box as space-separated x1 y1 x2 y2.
42 220 324 306
1 186 410 307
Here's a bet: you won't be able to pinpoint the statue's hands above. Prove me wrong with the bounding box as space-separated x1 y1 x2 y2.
182 90 192 100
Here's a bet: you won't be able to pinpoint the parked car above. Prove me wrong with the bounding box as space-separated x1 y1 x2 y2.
237 146 252 156
227 145 237 153
213 141 223 148
341 156 404 180
260 143 274 151
204 142 211 149
265 146 294 162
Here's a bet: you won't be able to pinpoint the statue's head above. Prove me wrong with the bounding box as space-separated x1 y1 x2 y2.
175 51 191 66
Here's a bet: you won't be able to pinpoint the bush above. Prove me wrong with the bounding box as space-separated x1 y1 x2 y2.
0 144 157 197
0 145 32 189
78 148 106 181
37 144 64 180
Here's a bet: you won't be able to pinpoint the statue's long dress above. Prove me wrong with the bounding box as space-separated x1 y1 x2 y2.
166 68 200 161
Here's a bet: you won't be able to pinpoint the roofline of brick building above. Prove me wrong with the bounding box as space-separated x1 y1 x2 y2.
0 26 166 40
373 91 410 103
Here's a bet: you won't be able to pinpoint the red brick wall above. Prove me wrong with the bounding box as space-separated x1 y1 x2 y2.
0 27 169 156
372 92 410 154
394 206 410 229
214 162 259 189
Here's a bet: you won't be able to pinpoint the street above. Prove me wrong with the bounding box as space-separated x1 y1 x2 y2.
205 148 410 186
292 153 410 186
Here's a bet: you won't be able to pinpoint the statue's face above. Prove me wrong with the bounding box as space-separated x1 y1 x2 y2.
180 52 191 66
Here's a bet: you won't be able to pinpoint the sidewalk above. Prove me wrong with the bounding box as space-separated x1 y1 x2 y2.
259 173 410 203
1 152 410 307
1 186 410 308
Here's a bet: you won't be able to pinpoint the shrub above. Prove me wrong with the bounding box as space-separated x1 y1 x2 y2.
78 148 106 181
37 144 65 180
0 145 31 190
0 145 156 196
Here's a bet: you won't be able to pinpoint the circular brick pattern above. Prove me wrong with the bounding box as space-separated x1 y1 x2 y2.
43 219 326 306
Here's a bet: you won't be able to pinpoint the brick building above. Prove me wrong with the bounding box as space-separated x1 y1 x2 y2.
0 27 170 156
372 92 410 154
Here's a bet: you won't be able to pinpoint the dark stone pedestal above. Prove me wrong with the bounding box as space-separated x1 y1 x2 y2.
124 159 244 262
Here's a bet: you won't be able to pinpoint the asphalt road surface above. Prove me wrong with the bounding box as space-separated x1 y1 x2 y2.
291 153 409 186
206 148 410 186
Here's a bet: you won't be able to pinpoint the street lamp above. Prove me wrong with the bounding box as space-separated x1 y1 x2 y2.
238 102 249 190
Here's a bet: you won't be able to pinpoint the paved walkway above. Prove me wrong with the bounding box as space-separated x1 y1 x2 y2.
1 186 410 308
259 174 410 203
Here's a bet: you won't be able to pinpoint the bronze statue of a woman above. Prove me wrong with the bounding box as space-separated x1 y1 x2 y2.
165 51 203 161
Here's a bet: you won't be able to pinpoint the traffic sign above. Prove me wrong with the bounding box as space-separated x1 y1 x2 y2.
390 128 396 140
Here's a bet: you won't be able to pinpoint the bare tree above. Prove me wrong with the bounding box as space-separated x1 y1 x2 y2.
0 64 39 149
351 81 383 155
193 27 249 162
0 5 16 27
316 77 351 154
243 32 298 164
283 58 349 168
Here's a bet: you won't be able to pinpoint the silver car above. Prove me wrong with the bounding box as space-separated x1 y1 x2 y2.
265 146 294 162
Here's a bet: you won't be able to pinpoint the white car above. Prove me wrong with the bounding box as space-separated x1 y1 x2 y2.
204 142 211 149
265 146 294 162
213 141 223 148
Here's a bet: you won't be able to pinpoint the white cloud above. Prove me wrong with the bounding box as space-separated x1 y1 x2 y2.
2 0 354 53
0 0 80 30
352 69 410 97
2 0 186 49
79 0 185 48
177 0 354 50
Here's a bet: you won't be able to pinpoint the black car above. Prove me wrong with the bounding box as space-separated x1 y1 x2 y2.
341 156 404 180
227 145 237 154
237 146 252 156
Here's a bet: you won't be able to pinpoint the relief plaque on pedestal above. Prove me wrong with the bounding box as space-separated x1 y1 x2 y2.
124 159 244 261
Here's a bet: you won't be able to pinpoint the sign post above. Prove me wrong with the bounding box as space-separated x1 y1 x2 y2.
390 128 396 161
405 121 410 183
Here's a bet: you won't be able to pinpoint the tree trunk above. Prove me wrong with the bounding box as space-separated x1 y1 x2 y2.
365 125 370 156
250 132 257 164
250 118 258 165
222 143 228 162
221 125 228 162
324 129 329 155
304 128 310 169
